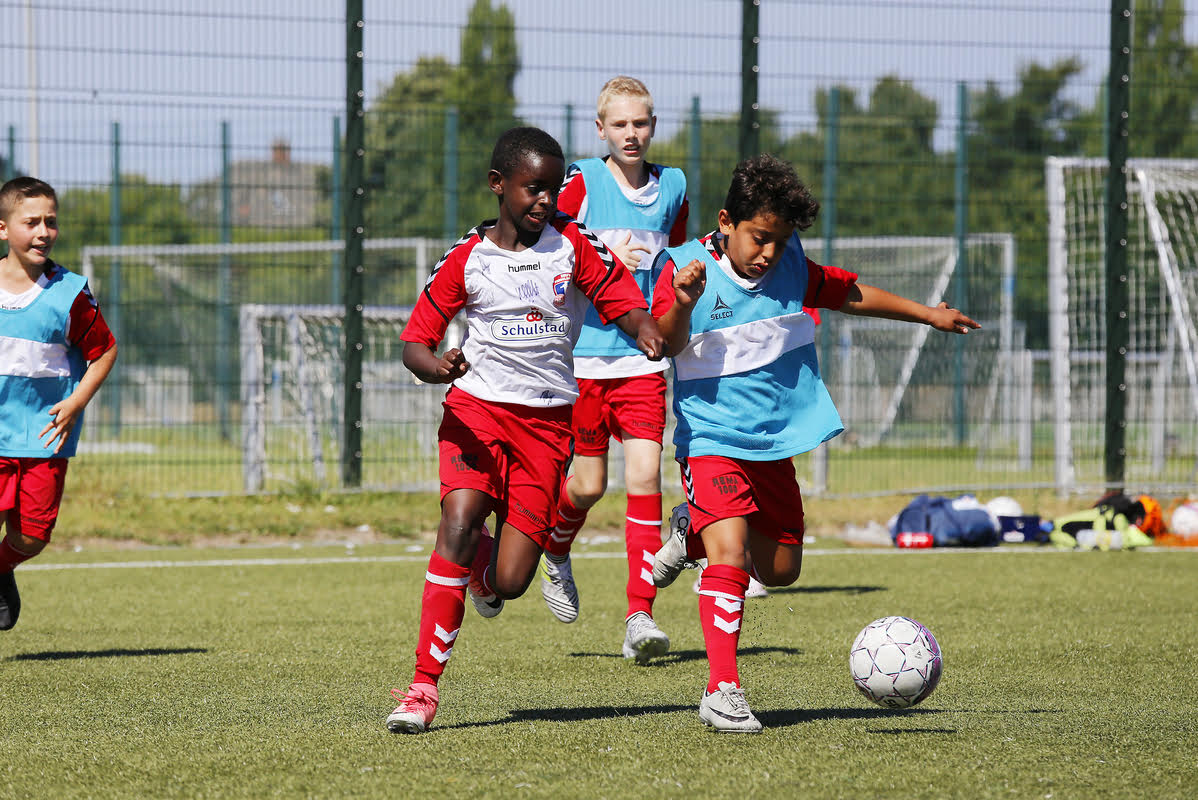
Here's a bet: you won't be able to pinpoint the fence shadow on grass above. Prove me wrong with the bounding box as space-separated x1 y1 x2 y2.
567 644 800 664
8 647 208 662
766 584 887 595
435 703 695 731
756 706 941 728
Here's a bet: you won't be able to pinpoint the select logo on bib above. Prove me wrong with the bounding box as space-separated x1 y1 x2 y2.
710 294 733 321
492 308 570 341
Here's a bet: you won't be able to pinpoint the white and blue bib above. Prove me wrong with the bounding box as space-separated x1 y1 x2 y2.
665 235 843 460
0 267 89 457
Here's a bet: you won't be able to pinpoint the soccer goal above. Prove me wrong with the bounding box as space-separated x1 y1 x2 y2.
800 234 1026 485
1046 157 1198 493
239 304 464 493
79 237 450 494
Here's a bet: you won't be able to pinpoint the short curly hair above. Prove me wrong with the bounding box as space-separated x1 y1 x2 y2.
490 127 564 178
723 154 819 231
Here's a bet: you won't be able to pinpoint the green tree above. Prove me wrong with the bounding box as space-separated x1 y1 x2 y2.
58 176 198 262
784 78 952 239
967 59 1087 348
364 0 520 240
1129 0 1198 156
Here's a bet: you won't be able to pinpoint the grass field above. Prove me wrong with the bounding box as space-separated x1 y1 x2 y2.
2 539 1196 799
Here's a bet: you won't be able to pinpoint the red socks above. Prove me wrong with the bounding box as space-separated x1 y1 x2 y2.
624 493 662 618
546 477 587 558
697 563 749 692
412 551 469 686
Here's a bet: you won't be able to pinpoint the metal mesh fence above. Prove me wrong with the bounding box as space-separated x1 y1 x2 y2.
1 0 1192 499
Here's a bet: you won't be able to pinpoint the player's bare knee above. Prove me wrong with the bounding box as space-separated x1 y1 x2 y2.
491 565 535 599
570 478 606 508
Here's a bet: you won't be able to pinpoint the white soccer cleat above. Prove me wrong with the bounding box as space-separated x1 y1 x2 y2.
386 682 439 734
467 587 504 619
652 503 697 588
539 554 580 623
622 611 670 665
699 681 762 733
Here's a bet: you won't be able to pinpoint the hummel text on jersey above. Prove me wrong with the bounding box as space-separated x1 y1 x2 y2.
508 263 541 272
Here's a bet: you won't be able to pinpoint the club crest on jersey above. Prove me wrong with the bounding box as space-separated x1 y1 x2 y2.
492 308 570 341
710 294 733 321
552 273 571 307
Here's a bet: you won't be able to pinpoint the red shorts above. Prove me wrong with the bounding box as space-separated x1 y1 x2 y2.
572 372 667 456
0 457 69 542
678 454 805 545
437 388 572 547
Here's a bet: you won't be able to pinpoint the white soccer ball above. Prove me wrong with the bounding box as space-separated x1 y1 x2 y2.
1171 502 1198 538
849 616 942 708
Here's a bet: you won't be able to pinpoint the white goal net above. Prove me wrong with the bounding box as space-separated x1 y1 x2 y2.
802 234 1026 479
1047 157 1198 492
239 304 464 493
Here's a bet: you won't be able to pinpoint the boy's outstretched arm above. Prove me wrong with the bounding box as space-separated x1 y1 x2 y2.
840 282 980 334
613 307 665 361
402 340 470 384
655 258 706 357
40 343 118 454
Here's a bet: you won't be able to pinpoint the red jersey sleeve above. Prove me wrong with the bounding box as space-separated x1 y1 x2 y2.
804 257 859 310
559 218 646 324
667 197 690 246
650 253 680 320
557 167 586 220
68 283 116 362
400 239 472 347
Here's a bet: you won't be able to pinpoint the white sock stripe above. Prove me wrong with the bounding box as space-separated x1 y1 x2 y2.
639 567 654 584
699 589 745 604
549 530 573 543
640 549 655 564
559 510 587 523
714 596 744 614
433 623 459 644
425 572 470 587
712 615 741 634
626 515 663 527
429 643 453 664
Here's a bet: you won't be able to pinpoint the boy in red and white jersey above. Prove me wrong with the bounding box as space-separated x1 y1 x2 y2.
386 127 665 734
539 76 689 663
0 177 118 630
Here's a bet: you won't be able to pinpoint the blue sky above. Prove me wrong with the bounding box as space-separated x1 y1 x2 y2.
1 1 1194 188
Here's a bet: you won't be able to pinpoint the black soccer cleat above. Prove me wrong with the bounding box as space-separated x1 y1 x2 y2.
0 570 20 630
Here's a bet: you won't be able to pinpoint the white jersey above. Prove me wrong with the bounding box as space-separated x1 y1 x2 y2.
401 215 648 408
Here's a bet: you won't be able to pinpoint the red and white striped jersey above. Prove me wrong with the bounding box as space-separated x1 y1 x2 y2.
401 215 648 407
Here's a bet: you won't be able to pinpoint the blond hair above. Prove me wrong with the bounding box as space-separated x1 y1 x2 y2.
596 76 654 120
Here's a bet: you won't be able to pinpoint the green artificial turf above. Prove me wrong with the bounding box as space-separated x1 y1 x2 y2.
2 543 1195 799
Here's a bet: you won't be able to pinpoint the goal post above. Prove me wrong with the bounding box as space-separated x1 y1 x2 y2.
1046 157 1198 494
238 303 464 493
802 233 1023 466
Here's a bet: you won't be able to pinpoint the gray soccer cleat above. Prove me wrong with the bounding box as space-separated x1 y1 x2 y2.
467 587 504 619
652 502 697 588
699 681 763 733
621 611 670 665
539 554 580 623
